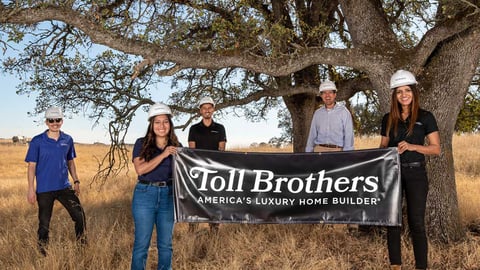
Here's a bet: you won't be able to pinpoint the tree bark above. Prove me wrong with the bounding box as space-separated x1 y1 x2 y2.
420 27 480 242
282 93 317 153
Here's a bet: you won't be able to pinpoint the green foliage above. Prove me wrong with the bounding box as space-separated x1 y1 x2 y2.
455 87 480 133
268 108 293 146
1 1 476 140
3 47 162 180
351 100 383 136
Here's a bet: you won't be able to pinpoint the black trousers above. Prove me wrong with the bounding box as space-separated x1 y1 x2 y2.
387 165 429 269
37 188 87 246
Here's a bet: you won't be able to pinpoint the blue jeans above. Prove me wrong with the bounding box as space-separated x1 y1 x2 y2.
131 183 174 270
36 188 87 247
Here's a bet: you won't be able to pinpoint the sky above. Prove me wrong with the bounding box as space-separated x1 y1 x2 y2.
0 73 282 148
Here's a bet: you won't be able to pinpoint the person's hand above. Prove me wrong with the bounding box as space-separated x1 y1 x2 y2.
27 189 36 204
397 140 416 154
74 182 80 195
163 146 177 157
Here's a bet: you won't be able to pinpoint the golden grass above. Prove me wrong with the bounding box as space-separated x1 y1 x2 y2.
0 134 479 269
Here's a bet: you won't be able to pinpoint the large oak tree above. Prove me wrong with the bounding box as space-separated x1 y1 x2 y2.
2 0 479 242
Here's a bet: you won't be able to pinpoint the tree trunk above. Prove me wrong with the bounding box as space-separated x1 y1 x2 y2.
420 28 480 242
282 93 317 153
425 133 463 242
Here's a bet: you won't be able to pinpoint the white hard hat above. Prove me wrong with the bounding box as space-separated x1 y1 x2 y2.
390 70 417 89
198 96 215 108
148 103 172 120
319 80 337 93
45 107 63 118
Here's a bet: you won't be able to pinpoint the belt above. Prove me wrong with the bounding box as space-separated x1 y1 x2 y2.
138 180 171 187
401 161 425 168
317 144 342 149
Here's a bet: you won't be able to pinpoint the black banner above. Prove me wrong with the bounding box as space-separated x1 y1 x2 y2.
173 148 401 226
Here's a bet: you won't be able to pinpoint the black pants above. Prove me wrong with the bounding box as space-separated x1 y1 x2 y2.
387 165 428 269
37 188 87 247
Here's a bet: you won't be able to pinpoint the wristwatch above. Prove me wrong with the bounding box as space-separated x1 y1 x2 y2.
74 180 80 184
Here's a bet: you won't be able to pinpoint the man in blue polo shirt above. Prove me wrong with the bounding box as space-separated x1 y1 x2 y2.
25 106 87 256
188 96 227 232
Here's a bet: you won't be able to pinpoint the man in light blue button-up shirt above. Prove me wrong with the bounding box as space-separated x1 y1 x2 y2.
305 80 354 152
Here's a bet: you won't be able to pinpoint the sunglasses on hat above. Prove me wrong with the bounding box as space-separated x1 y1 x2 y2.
47 118 63 123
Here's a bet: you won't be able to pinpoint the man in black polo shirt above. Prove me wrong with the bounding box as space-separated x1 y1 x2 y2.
188 96 227 232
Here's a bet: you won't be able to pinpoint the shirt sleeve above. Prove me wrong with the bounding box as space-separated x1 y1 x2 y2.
25 137 39 163
132 138 143 161
220 124 227 142
423 111 439 135
66 136 76 161
342 109 354 151
187 126 195 142
380 113 389 137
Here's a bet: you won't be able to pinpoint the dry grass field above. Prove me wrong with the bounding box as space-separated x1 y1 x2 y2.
0 134 479 270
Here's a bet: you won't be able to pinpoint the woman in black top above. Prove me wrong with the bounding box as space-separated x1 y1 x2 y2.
380 70 440 270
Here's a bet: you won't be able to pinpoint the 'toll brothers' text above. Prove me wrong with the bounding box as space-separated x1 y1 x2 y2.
189 167 379 194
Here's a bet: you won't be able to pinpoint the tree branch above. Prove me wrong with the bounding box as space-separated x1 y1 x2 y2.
412 9 480 70
338 0 401 51
0 4 390 77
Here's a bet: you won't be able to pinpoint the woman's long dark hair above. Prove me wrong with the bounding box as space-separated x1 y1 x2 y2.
386 84 420 137
139 114 180 161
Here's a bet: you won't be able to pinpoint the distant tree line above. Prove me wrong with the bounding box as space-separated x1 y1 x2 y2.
11 136 29 144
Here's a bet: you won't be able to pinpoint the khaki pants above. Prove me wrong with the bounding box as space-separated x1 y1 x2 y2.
313 145 343 152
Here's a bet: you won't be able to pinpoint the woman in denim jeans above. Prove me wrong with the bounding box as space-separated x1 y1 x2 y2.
380 70 441 270
131 103 181 270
